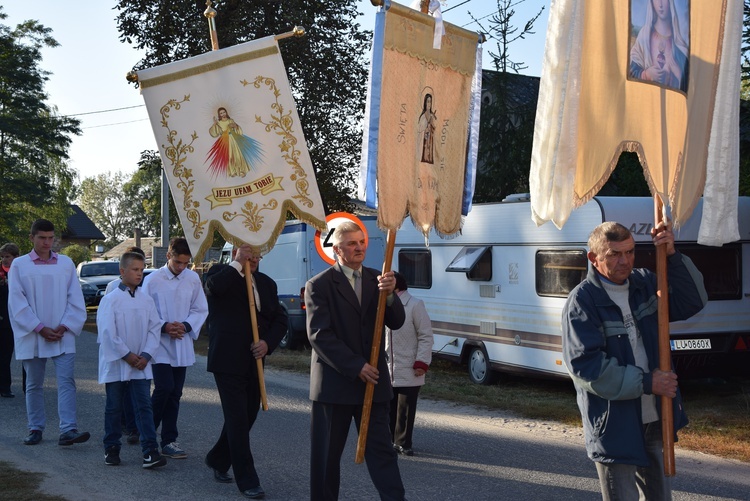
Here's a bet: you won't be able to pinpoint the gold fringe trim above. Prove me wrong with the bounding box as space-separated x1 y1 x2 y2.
573 140 659 210
139 45 280 89
192 198 326 263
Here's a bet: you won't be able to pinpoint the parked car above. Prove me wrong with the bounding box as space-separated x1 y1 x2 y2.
80 280 99 307
78 262 157 307
77 261 121 306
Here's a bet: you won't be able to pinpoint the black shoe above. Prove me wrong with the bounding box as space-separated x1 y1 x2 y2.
105 446 121 466
205 457 233 483
143 450 167 469
126 430 139 445
24 430 42 445
242 486 265 499
0 391 14 398
393 444 414 456
59 429 91 446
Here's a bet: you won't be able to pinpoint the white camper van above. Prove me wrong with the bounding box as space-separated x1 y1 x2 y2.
220 216 386 348
393 195 750 383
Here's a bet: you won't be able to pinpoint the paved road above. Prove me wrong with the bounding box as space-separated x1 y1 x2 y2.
0 328 748 500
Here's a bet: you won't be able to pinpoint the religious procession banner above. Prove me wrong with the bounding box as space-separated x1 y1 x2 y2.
138 36 326 261
529 0 741 246
358 1 483 238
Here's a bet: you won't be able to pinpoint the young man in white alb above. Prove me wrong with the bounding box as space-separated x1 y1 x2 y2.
142 237 207 459
9 219 89 446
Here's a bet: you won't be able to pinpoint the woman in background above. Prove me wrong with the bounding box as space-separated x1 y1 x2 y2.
386 271 433 456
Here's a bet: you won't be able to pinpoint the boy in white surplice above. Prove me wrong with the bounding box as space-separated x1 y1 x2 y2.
96 252 165 469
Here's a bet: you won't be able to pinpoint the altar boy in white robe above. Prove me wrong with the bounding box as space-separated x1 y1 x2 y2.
9 218 89 447
97 252 166 469
142 237 207 459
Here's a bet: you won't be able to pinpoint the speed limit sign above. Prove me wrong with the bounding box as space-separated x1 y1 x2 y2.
314 212 369 266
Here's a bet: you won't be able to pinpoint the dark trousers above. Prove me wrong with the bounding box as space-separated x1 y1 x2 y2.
389 386 421 449
310 400 405 501
206 371 261 492
104 379 158 455
120 382 137 434
0 327 13 393
151 364 186 447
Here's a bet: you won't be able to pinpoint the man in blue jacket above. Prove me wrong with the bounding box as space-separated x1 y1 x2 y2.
563 220 707 500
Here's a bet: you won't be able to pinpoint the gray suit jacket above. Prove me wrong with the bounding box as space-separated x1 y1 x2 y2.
305 262 405 404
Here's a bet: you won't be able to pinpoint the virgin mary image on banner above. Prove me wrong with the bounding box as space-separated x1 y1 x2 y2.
629 0 690 93
205 105 265 178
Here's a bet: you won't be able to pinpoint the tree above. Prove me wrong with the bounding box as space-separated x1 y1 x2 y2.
471 0 544 203
59 243 91 267
77 172 130 245
0 8 81 247
122 150 182 237
115 0 370 213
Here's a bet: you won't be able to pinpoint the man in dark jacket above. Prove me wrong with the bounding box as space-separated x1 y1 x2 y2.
563 221 707 500
305 221 406 501
204 244 287 499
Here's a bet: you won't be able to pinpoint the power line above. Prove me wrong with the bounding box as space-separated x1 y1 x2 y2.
82 118 149 130
461 10 496 29
62 104 145 118
444 0 472 13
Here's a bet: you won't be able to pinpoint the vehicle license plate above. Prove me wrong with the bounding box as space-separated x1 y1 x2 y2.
670 338 711 351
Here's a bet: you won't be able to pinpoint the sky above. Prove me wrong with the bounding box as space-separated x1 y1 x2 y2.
2 0 549 184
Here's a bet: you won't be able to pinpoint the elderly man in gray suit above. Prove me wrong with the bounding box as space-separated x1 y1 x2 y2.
305 221 406 501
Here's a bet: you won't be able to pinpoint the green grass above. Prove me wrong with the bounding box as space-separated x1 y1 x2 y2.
265 347 750 462
0 461 66 501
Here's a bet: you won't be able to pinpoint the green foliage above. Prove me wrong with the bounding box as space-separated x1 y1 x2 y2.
471 1 544 203
122 150 182 238
114 0 370 213
59 243 91 267
598 152 651 197
0 8 80 246
77 172 130 244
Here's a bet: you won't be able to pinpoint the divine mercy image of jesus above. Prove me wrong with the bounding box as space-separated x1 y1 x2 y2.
205 106 264 178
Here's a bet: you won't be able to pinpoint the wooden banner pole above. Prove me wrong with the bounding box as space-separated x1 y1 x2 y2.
654 196 675 476
355 229 396 464
245 261 269 411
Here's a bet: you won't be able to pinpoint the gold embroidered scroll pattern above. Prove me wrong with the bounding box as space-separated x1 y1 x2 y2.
159 96 207 240
247 76 316 209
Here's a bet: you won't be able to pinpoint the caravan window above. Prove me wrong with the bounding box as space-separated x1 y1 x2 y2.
446 246 492 281
536 250 588 297
398 249 432 288
634 243 741 300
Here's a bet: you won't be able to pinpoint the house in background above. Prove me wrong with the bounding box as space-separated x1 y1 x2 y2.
61 205 105 248
102 237 161 265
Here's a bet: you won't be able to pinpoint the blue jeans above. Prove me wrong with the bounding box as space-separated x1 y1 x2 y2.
23 353 78 433
151 364 186 447
104 379 158 455
595 421 672 501
121 383 137 433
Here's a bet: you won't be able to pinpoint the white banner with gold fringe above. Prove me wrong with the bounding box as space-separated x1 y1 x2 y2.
138 35 326 261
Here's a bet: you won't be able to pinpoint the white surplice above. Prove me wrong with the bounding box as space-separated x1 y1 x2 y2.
9 254 86 360
142 266 208 367
96 285 162 383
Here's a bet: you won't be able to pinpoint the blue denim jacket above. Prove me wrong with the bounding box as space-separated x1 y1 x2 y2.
562 252 707 465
